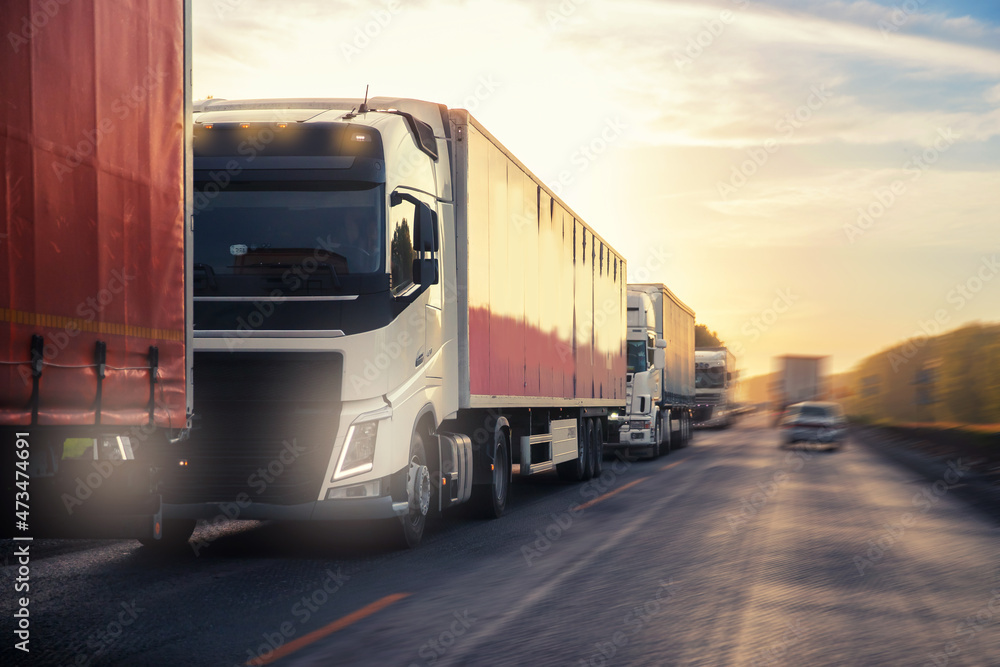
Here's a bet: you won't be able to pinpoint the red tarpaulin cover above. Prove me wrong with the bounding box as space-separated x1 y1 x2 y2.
1 0 186 427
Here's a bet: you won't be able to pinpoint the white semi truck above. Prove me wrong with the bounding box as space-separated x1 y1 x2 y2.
694 347 738 428
608 285 695 458
776 355 827 410
174 97 627 547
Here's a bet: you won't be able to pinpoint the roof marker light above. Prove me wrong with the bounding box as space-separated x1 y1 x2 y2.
277 122 287 128
352 132 371 142
203 123 213 129
240 123 250 129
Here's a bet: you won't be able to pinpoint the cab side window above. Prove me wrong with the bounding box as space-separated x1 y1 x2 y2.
389 195 415 295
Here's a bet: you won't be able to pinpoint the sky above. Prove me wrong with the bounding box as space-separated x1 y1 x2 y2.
192 0 1000 378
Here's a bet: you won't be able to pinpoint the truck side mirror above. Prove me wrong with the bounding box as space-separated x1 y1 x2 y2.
653 348 665 369
655 338 667 349
414 202 439 253
412 257 439 285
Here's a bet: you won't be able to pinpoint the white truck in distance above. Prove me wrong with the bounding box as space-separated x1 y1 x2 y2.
776 355 827 411
178 97 627 547
608 284 695 458
694 347 737 428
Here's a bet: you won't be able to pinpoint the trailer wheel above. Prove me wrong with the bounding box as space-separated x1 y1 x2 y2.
557 419 588 482
472 429 510 518
677 413 689 447
581 419 596 480
590 419 604 478
138 519 196 552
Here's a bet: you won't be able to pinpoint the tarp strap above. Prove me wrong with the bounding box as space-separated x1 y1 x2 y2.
148 346 159 425
94 341 107 425
30 335 44 425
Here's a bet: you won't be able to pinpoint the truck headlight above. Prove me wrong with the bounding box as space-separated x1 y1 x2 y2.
333 421 379 481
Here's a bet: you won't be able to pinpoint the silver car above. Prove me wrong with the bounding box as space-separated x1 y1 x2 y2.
779 401 847 450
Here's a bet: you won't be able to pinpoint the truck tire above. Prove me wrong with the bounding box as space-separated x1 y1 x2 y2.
658 413 671 457
581 419 595 480
395 432 432 548
557 419 589 482
138 519 196 552
472 429 510 519
647 417 662 460
590 419 603 478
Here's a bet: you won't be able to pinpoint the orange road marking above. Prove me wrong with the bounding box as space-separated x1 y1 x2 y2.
660 461 683 471
247 592 411 665
574 477 649 511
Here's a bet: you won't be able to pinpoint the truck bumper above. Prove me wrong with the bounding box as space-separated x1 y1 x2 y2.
165 495 406 522
605 427 654 448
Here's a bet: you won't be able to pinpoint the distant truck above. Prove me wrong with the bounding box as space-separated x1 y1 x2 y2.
776 355 827 412
178 97 626 547
1 1 191 541
608 284 695 458
694 347 738 428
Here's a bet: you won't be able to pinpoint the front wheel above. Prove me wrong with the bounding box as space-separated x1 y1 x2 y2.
395 432 432 548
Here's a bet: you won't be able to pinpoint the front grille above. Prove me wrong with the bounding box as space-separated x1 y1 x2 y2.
171 352 343 505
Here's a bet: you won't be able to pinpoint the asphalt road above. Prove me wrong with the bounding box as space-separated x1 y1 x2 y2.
3 414 999 666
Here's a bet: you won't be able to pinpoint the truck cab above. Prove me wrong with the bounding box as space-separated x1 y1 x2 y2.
173 98 452 546
615 290 668 457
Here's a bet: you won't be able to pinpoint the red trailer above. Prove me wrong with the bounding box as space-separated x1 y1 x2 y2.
1 0 191 539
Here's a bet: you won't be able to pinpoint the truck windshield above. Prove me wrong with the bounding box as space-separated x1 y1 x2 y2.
696 367 725 389
193 182 384 294
627 341 647 373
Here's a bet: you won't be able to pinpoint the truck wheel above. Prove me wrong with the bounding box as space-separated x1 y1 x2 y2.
581 419 595 480
472 429 510 518
659 413 672 457
138 519 196 552
647 418 662 460
590 419 603 478
557 419 588 482
396 432 432 548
